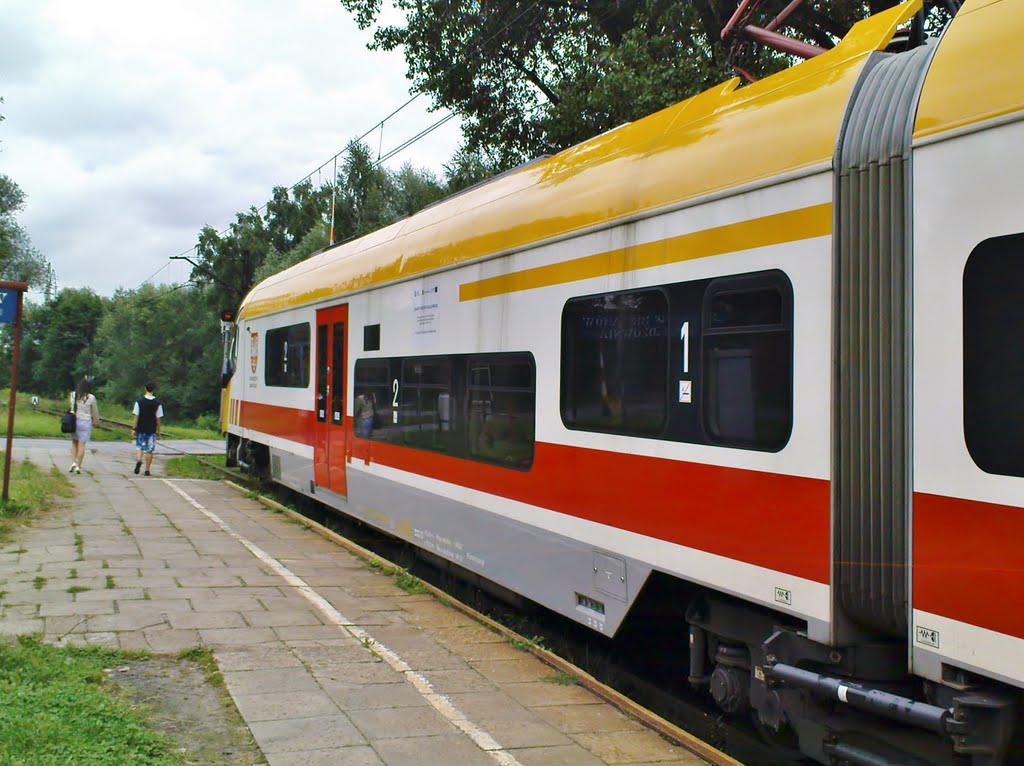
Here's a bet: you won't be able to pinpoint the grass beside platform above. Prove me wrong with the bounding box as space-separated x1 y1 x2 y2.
0 390 222 441
163 454 228 481
0 453 73 544
0 635 182 766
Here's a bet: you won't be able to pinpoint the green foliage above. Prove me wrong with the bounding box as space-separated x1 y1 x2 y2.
394 569 429 594
333 140 399 240
0 391 122 440
176 645 225 688
91 284 223 420
192 211 272 315
0 635 179 766
21 288 105 397
509 634 547 652
0 174 51 286
265 180 329 255
254 220 330 283
252 143 450 285
164 455 228 481
392 162 446 217
442 147 504 193
543 672 579 686
0 454 73 543
338 0 908 163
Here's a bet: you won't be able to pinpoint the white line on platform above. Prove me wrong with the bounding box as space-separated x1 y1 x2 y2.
163 480 524 766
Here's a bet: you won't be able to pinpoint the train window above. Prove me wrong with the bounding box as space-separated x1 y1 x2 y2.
364 324 380 351
701 272 793 451
401 358 453 452
353 360 392 440
265 323 311 388
560 270 792 450
355 353 536 469
315 325 328 422
467 354 535 469
963 234 1024 477
561 289 669 436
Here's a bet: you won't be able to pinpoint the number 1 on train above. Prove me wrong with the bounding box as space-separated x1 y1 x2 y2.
680 321 689 374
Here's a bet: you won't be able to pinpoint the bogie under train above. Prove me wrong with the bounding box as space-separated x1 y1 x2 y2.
222 1 1024 763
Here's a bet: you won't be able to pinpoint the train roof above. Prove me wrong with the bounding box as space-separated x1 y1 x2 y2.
913 0 1024 140
239 1 924 320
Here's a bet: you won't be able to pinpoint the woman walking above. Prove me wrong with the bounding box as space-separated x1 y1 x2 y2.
69 377 99 474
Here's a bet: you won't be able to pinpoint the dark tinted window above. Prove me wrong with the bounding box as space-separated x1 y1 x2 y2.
354 353 536 469
702 275 792 450
559 270 792 451
315 324 328 421
963 234 1024 477
401 358 452 452
561 289 669 436
331 321 345 424
265 324 310 388
468 354 535 469
354 360 393 441
364 324 380 351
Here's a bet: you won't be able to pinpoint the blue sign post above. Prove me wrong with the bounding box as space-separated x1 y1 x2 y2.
0 289 17 324
0 282 28 503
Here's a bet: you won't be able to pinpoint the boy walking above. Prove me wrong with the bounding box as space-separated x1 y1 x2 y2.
131 382 163 476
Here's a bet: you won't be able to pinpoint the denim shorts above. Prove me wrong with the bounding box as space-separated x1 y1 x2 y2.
135 433 157 453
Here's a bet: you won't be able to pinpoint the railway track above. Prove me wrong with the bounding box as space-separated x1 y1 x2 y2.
34 406 187 439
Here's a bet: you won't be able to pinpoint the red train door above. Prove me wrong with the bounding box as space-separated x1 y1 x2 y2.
313 305 348 495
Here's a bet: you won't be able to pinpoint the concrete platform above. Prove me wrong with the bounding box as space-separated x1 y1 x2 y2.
0 440 712 766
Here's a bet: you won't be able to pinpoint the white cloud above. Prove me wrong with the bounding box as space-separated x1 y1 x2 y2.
0 0 462 297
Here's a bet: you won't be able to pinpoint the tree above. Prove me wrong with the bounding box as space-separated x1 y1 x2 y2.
443 147 505 193
190 209 273 315
92 285 223 419
0 174 50 285
254 220 330 282
338 0 909 162
392 162 446 218
0 299 51 392
332 140 399 241
265 180 330 255
33 288 105 397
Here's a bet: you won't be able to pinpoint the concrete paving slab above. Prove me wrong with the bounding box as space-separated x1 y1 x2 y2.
0 439 717 766
474 718 574 749
247 714 366 753
570 730 704 765
347 705 460 739
223 667 324 696
233 690 342 723
371 733 498 766
264 746 384 766
318 680 432 711
509 744 608 766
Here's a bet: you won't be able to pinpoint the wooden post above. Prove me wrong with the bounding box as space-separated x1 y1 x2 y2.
1 281 28 503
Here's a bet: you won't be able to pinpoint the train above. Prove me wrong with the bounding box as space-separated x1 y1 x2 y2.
220 1 1024 763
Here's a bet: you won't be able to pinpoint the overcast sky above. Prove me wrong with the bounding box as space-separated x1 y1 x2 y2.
0 0 463 299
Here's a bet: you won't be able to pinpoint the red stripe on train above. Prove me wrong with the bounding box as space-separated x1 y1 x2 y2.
356 438 830 584
237 400 317 446
914 492 1024 640
236 400 831 583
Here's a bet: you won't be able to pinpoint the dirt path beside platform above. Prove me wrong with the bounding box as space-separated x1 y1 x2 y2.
105 654 266 766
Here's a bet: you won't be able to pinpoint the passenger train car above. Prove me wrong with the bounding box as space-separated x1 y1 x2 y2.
221 1 1024 762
